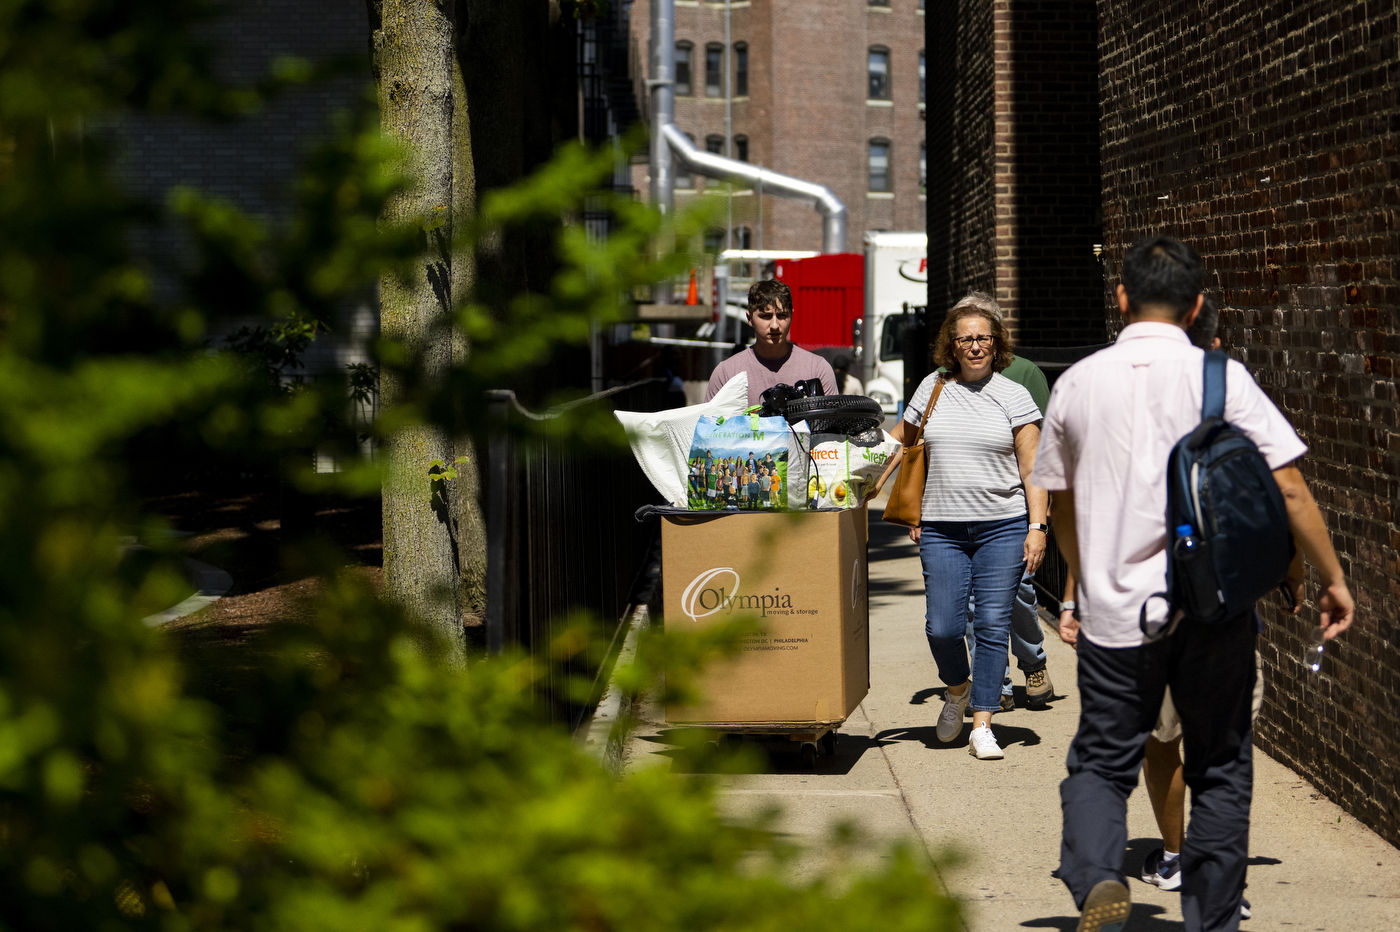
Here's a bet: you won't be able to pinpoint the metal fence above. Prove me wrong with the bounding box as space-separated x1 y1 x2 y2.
485 378 669 723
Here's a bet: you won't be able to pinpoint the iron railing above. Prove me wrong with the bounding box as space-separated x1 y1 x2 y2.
485 378 669 722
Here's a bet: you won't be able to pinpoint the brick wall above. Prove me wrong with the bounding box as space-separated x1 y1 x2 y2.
635 0 928 253
925 0 997 314
994 0 1103 345
925 0 1102 347
116 0 376 375
1099 0 1400 847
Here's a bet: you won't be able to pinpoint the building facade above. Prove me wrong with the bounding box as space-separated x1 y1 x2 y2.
927 0 1400 849
634 0 928 255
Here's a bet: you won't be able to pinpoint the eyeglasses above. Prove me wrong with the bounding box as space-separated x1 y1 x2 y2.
954 334 995 348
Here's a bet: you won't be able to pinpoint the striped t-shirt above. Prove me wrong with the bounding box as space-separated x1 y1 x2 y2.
902 372 1042 521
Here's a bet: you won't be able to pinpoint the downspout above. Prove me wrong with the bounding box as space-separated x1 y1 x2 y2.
648 0 675 303
650 0 847 255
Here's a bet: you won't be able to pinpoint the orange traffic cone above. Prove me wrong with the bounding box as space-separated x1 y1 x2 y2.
685 268 699 305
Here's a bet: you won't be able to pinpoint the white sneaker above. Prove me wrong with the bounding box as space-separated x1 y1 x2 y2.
936 686 972 742
967 723 1004 760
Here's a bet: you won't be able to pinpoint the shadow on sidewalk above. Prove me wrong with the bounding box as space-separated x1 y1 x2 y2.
640 728 887 775
873 722 1043 750
1021 903 1181 930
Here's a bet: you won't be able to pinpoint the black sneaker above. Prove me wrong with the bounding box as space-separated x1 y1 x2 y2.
1141 847 1182 891
1241 897 1251 920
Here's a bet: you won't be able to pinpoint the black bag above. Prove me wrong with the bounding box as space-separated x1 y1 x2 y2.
1141 351 1292 638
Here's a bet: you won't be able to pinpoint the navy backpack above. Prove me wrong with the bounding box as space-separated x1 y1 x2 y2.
1140 351 1292 638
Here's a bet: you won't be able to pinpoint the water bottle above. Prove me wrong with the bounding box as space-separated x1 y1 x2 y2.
1174 524 1197 554
1303 627 1326 674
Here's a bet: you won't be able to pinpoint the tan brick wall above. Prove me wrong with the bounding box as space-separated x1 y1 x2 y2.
1099 0 1400 847
634 0 929 252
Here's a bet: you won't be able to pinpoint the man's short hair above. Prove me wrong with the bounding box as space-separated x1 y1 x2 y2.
1185 294 1220 350
1122 235 1204 321
747 279 792 314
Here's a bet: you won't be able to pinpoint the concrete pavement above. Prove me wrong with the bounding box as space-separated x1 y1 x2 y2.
622 518 1400 930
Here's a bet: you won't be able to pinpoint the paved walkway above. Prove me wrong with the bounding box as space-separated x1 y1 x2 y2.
623 518 1400 930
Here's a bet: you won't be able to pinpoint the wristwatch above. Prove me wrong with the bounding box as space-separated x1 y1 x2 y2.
1060 600 1077 613
1028 522 1048 532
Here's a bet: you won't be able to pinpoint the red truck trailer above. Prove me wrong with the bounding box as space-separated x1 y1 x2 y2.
773 253 864 351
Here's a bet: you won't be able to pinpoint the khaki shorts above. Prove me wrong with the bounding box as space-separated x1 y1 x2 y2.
1151 650 1264 744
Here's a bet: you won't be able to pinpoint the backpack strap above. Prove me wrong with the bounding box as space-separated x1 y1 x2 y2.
1202 350 1227 420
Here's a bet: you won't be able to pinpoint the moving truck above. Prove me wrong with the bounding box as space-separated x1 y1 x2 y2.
860 231 927 416
770 232 927 415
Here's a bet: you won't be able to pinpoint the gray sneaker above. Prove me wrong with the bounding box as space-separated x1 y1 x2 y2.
936 686 971 742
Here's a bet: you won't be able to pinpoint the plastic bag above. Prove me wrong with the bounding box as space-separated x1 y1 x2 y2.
805 430 901 509
688 413 795 511
616 373 749 507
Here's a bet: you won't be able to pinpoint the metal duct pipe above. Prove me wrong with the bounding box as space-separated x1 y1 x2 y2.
648 0 676 303
661 124 847 255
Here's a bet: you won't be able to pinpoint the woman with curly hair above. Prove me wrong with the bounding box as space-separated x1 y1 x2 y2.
888 295 1049 760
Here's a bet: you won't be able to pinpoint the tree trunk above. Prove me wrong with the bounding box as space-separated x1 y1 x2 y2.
447 48 488 619
369 0 465 661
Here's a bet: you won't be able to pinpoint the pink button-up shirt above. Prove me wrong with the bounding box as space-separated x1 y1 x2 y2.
1030 322 1307 648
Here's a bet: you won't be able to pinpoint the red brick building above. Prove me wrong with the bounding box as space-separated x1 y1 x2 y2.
633 0 928 253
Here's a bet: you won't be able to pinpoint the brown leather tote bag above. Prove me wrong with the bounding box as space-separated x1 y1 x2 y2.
879 374 946 528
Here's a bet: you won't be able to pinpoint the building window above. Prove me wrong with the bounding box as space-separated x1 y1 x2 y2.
868 140 890 192
868 48 890 100
704 229 725 255
705 135 724 155
919 51 926 103
920 142 927 194
705 43 723 97
734 226 753 250
734 135 748 162
675 42 693 96
676 134 696 188
868 0 889 6
734 42 748 96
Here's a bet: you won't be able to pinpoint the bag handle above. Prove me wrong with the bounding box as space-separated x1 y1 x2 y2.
874 374 946 493
908 373 946 446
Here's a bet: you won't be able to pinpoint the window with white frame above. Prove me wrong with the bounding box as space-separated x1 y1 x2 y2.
869 140 891 192
675 42 693 96
868 48 890 100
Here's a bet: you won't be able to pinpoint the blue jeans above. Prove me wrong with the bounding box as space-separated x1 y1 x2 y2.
966 568 1047 695
919 515 1028 712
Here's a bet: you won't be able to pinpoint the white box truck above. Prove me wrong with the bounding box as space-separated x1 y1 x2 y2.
860 232 928 416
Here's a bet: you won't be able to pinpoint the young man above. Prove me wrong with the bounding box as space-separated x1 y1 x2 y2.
704 279 838 407
1031 236 1354 932
1057 295 1265 916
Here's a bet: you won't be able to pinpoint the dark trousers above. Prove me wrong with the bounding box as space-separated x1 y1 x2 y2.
1060 611 1256 932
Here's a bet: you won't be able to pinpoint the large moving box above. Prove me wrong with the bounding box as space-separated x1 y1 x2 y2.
662 507 870 726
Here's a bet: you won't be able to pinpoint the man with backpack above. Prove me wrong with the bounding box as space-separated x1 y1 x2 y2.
1030 236 1354 932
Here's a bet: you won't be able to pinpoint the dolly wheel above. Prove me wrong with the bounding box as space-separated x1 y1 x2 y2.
800 742 818 769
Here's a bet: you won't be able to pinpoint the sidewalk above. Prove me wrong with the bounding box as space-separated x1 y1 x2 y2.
622 518 1400 930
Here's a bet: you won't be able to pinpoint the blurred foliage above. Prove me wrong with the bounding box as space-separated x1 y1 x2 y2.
0 2 963 931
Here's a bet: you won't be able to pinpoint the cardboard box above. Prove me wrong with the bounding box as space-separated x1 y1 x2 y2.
662 506 870 726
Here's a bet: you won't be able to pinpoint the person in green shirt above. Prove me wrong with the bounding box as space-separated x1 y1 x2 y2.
935 292 1055 711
